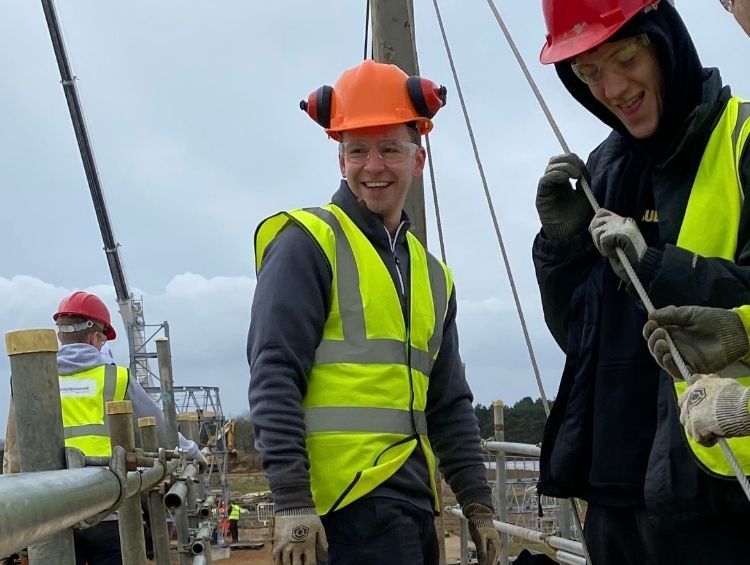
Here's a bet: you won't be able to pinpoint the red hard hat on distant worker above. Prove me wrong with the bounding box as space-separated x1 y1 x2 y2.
53 291 116 340
300 59 447 141
539 0 660 64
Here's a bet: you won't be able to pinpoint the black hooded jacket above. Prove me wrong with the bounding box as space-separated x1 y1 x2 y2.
533 2 750 520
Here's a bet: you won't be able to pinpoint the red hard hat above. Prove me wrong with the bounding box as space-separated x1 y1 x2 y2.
53 291 116 340
540 0 660 64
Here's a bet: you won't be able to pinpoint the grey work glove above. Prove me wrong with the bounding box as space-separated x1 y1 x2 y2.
462 503 502 565
589 208 647 283
643 306 749 379
536 153 593 239
678 374 750 446
272 507 328 565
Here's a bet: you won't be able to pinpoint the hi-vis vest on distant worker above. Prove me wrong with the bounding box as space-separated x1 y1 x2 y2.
255 204 453 515
60 364 129 457
674 96 750 477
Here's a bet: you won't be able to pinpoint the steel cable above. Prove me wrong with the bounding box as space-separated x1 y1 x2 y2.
429 0 550 416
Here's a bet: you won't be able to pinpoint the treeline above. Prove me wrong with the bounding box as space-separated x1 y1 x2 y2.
474 397 550 445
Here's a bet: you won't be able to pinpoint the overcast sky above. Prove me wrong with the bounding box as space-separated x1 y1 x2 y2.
1 2 747 431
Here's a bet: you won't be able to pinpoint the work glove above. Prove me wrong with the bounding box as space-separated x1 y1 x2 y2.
462 503 502 565
643 306 749 379
535 153 593 239
678 374 750 446
272 507 328 565
589 208 647 284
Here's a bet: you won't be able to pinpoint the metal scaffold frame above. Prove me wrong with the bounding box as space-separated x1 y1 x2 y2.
145 384 230 505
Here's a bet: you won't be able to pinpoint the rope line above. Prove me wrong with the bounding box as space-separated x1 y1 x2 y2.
484 0 750 504
430 0 550 416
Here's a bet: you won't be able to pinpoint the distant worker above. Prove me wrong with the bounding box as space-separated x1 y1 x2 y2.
228 502 240 544
721 0 750 36
248 59 501 565
2 291 203 565
644 305 750 445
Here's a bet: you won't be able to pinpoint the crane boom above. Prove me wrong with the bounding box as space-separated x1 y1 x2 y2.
40 0 153 386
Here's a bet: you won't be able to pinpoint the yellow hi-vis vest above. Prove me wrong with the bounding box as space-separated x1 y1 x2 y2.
59 364 129 457
229 504 241 520
675 96 750 477
255 203 453 515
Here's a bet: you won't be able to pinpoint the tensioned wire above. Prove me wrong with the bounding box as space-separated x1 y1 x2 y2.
483 0 750 504
427 1 576 560
429 0 550 418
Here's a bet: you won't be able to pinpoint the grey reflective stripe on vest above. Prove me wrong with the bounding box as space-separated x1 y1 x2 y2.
307 207 436 375
63 364 118 440
732 101 750 152
305 406 428 436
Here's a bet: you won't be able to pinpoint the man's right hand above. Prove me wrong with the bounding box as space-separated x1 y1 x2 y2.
272 507 328 565
536 153 592 239
643 305 750 379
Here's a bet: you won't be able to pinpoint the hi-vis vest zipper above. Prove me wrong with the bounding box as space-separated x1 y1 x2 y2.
59 364 129 458
255 203 453 515
675 96 750 477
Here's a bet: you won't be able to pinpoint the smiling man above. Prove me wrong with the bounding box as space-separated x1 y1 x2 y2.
248 60 500 565
532 1 750 564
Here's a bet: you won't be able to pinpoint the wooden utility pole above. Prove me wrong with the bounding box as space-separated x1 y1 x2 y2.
372 9 445 563
371 0 428 247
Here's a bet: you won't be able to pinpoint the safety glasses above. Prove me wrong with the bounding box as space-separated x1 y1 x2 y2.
720 0 735 13
571 34 651 86
339 140 419 165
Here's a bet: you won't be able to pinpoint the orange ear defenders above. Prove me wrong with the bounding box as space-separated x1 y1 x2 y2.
299 60 447 140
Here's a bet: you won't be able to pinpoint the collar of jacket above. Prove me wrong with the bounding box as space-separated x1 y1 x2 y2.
330 179 412 252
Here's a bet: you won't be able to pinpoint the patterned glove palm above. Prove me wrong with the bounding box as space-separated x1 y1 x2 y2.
643 306 750 379
272 507 328 565
679 375 750 446
463 503 502 565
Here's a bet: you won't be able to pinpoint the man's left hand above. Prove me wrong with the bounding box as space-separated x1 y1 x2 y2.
589 208 647 283
462 503 501 565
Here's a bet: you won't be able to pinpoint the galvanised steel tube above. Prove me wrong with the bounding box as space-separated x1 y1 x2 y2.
191 525 212 555
492 401 509 565
557 551 587 565
107 401 147 564
125 459 179 498
165 463 200 510
165 481 189 511
0 467 120 557
7 328 76 563
444 507 586 558
198 496 216 519
483 441 541 457
139 417 171 565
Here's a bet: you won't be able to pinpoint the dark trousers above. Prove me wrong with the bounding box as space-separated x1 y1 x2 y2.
321 497 438 565
584 503 750 565
73 520 122 565
229 519 239 543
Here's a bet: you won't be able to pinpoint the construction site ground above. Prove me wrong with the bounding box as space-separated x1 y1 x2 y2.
207 472 555 564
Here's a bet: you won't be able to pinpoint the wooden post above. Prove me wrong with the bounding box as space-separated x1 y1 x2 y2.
370 0 428 247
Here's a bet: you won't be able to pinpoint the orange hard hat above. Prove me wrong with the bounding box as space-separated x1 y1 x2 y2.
300 59 447 141
539 0 660 64
53 291 116 340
